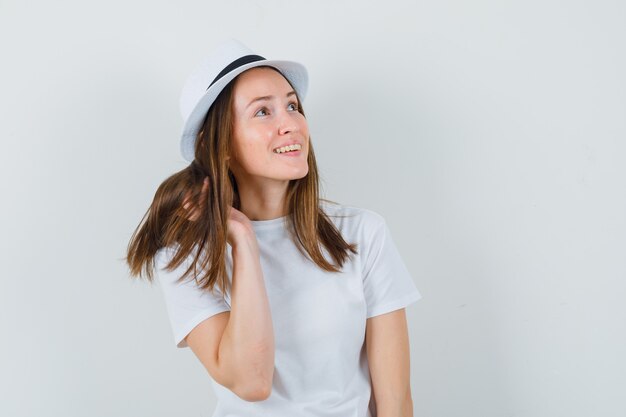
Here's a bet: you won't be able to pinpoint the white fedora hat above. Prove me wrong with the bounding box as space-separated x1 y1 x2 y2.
179 39 309 162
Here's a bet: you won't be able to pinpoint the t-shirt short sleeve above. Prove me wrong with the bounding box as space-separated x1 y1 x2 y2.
155 246 231 348
361 215 422 318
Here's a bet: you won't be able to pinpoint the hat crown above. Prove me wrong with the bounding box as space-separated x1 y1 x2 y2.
179 39 257 121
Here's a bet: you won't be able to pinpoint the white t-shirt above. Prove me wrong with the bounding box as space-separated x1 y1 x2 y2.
155 201 422 417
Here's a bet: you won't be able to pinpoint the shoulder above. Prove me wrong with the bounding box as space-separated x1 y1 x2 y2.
320 200 387 237
155 242 202 274
155 242 182 267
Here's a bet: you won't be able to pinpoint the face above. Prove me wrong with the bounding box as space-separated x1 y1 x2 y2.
229 67 309 185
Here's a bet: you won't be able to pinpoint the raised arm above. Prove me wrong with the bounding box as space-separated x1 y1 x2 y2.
183 179 275 401
186 232 275 402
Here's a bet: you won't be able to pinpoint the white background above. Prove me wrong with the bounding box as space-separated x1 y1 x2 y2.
1 1 625 416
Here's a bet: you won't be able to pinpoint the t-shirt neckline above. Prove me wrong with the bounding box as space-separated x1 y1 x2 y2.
250 215 289 231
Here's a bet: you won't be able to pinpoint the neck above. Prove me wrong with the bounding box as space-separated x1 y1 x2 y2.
236 178 291 221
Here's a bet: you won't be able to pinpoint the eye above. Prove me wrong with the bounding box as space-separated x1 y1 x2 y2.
287 102 298 111
254 107 268 117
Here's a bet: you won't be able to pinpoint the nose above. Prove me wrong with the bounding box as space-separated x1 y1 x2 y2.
277 108 298 135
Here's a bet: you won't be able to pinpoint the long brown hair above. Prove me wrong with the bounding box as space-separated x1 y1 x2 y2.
125 66 358 297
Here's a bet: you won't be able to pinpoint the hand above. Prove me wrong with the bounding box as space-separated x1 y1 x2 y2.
182 177 257 249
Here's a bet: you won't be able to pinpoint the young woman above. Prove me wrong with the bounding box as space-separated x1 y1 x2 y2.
126 39 422 417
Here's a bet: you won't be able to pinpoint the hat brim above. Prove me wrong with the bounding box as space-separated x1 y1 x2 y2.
180 59 308 163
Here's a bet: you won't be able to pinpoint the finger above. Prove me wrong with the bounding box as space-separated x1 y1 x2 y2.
182 192 192 210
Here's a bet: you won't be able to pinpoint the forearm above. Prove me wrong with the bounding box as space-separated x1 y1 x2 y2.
218 237 275 391
404 392 414 417
377 388 413 417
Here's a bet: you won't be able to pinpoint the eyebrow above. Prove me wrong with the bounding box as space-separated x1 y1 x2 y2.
246 91 297 109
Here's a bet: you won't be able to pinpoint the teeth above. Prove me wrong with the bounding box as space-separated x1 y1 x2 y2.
274 143 302 153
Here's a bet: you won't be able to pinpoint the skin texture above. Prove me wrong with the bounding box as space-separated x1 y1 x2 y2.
229 66 310 221
183 66 309 224
366 309 414 416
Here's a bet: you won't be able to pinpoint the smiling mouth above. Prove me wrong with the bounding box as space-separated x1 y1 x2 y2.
273 143 303 154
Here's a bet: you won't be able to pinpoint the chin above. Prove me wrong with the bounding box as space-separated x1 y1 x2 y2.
291 166 309 180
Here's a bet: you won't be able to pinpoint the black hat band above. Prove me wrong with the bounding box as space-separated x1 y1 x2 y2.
207 54 266 90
